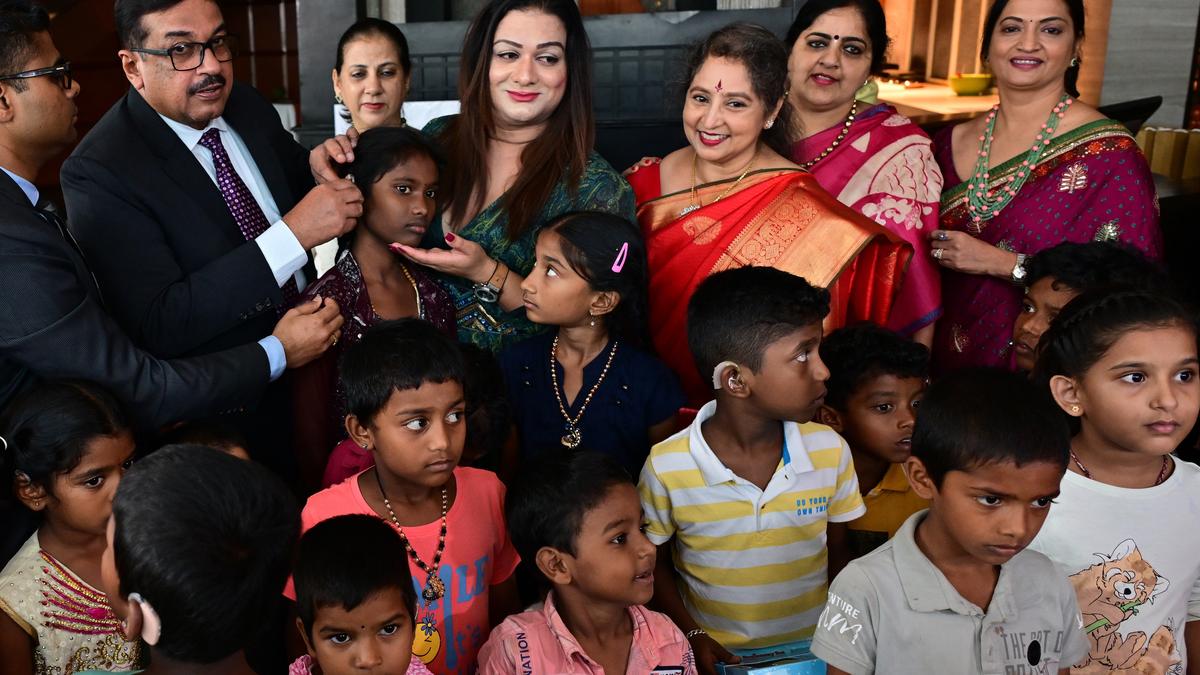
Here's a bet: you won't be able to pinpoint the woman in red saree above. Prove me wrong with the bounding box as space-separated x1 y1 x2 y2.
626 23 911 404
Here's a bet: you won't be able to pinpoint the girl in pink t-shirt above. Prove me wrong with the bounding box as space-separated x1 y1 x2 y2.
286 320 520 675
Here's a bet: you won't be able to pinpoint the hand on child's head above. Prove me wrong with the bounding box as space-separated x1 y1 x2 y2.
304 590 416 675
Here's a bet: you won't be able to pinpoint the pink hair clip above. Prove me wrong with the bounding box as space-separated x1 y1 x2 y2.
611 242 629 273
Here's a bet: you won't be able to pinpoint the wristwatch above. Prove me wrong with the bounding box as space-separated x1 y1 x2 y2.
1010 253 1028 284
473 260 509 304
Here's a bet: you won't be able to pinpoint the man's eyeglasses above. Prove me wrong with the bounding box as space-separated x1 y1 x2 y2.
130 34 237 72
0 62 73 90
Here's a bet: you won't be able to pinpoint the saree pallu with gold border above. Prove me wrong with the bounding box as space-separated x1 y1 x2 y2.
627 163 912 404
932 120 1163 374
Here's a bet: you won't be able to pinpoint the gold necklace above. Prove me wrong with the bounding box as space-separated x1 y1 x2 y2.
799 100 858 170
375 470 449 603
679 146 760 217
550 335 619 449
369 260 423 320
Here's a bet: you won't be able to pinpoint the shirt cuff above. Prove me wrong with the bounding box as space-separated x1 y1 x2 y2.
257 335 287 381
257 220 308 287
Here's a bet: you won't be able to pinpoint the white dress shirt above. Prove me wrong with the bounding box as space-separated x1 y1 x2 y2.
157 113 307 290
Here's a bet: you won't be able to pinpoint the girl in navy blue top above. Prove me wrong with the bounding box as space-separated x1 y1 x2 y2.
499 212 684 478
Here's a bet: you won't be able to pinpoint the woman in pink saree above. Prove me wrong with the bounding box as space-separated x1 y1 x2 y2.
786 0 943 344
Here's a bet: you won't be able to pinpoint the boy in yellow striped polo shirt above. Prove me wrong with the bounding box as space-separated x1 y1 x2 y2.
639 267 864 675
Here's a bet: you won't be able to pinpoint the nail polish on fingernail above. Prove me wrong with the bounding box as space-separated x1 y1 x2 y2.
445 232 456 243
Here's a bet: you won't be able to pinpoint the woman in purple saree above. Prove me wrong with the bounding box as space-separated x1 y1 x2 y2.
929 0 1161 373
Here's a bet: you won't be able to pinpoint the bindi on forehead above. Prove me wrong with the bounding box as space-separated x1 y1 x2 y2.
715 80 723 93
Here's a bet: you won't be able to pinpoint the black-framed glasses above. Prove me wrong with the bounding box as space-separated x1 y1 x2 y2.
0 62 73 90
130 34 237 72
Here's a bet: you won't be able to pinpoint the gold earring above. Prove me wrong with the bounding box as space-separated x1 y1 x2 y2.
1070 405 1081 415
335 93 344 105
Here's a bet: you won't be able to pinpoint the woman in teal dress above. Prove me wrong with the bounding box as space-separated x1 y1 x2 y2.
393 0 634 352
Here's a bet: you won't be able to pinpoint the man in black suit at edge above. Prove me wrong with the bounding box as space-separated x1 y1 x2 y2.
0 0 344 429
61 0 363 474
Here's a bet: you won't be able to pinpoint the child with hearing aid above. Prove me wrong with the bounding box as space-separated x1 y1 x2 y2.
82 444 299 675
500 211 684 479
0 381 140 674
1030 287 1200 673
638 267 864 675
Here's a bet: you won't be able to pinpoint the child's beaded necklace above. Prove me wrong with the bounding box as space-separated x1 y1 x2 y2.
965 92 1073 231
375 470 449 603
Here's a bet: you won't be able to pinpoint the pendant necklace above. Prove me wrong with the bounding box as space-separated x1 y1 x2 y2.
964 92 1073 231
799 100 858 170
375 470 449 603
550 335 619 449
679 146 760 217
1069 449 1170 487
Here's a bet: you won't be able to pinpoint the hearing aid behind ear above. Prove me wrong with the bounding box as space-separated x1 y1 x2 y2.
711 360 740 390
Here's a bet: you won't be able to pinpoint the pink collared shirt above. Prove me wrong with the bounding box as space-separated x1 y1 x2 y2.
476 592 696 675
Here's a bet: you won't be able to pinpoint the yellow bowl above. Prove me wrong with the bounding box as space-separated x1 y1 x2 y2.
948 73 994 96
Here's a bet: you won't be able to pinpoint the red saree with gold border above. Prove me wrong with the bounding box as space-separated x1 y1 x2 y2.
626 160 913 404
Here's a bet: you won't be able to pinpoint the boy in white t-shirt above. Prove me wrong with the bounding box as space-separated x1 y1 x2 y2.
811 369 1088 674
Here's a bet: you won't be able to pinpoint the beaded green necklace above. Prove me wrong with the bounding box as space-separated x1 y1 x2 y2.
965 92 1073 231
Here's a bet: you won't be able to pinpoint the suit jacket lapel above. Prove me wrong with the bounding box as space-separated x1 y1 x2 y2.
125 89 244 248
225 85 295 211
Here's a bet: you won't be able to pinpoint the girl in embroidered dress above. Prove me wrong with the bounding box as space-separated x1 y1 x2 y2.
0 381 141 674
291 125 454 494
498 212 684 480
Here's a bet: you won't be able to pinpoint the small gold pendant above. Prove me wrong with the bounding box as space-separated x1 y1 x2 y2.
561 427 582 449
422 576 445 603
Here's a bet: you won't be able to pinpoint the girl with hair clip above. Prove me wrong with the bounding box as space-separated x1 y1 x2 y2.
0 381 141 674
1029 287 1200 673
499 212 684 480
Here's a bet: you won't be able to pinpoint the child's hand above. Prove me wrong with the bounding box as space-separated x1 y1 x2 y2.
689 633 740 675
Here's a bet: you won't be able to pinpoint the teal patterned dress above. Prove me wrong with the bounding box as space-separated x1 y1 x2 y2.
423 115 636 352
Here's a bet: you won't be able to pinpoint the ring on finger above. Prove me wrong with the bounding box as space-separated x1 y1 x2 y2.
937 231 949 241
330 333 339 346
932 247 944 260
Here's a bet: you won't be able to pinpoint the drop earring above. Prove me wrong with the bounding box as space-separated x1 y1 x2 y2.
335 93 344 105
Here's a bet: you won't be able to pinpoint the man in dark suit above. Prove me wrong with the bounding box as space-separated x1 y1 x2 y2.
61 0 363 472
0 0 344 429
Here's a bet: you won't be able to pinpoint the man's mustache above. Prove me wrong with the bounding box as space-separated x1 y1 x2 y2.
188 75 226 95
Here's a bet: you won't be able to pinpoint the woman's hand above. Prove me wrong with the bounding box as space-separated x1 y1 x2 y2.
929 229 1018 278
391 232 495 284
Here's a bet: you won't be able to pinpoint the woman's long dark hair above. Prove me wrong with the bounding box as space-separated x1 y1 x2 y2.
981 0 1085 98
437 0 594 240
